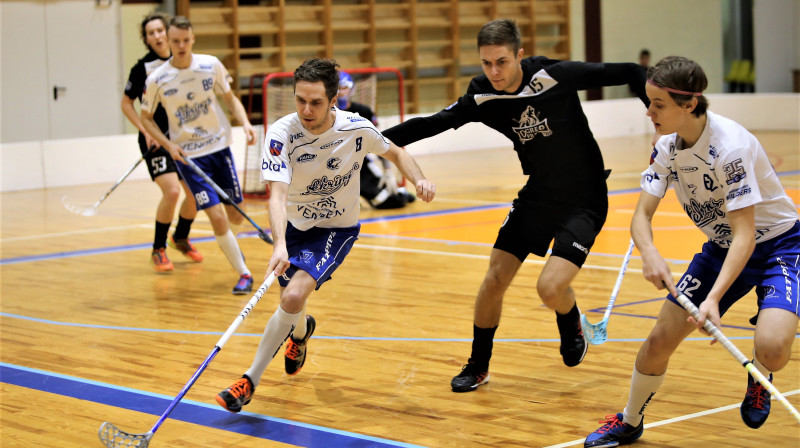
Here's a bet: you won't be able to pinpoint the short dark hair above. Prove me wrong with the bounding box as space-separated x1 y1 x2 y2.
477 19 521 53
140 12 170 49
294 58 340 101
169 15 192 31
648 56 709 117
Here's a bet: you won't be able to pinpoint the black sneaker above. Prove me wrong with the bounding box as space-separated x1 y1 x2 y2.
285 315 316 375
584 412 643 447
741 370 772 428
215 375 255 413
558 309 588 367
450 361 489 392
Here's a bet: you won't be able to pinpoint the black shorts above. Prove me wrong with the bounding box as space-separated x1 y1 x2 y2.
494 199 608 267
138 133 181 181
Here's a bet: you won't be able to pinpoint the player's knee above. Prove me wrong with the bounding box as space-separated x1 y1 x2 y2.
280 291 307 314
754 340 792 372
536 281 565 307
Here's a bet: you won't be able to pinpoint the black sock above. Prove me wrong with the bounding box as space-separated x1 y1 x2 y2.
469 325 498 371
153 221 171 250
556 303 580 335
173 216 194 241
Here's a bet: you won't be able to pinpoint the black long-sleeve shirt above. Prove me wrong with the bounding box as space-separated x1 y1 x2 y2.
382 56 649 206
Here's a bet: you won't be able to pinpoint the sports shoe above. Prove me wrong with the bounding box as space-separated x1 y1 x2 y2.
168 236 203 262
215 375 254 413
150 248 174 272
741 370 772 428
584 413 644 447
233 274 253 295
285 315 316 375
557 310 588 367
450 361 490 392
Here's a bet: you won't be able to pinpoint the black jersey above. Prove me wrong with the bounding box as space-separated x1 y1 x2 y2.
382 56 649 206
124 50 169 135
343 101 377 126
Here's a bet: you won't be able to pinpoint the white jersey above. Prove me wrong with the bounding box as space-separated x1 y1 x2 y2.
642 111 797 248
261 108 390 230
141 54 232 158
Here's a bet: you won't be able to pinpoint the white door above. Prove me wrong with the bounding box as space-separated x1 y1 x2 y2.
44 0 123 139
0 0 123 143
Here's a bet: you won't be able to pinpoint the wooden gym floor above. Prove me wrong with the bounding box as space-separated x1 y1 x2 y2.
1 132 798 447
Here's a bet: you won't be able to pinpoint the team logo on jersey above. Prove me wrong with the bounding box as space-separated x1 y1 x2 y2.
649 148 658 165
297 153 317 163
326 157 341 170
269 139 284 156
684 197 724 228
708 145 718 159
512 106 552 143
187 92 195 100
348 117 367 122
289 132 304 143
679 166 698 172
726 185 751 200
175 98 212 126
320 139 343 150
723 158 747 185
164 88 178 96
301 162 360 196
192 127 208 138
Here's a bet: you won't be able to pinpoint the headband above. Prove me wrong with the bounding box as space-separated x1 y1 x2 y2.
647 79 703 97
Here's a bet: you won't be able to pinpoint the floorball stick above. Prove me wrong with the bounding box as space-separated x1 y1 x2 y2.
182 157 273 244
580 238 635 345
98 272 277 447
675 293 800 424
62 156 145 216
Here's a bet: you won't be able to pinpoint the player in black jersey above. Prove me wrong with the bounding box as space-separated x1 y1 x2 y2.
382 19 650 392
121 12 202 272
337 71 415 209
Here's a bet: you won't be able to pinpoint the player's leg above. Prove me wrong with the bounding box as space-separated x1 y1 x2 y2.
168 173 203 262
545 206 606 367
148 149 180 272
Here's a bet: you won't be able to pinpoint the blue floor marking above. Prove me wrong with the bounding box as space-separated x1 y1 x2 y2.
0 363 426 448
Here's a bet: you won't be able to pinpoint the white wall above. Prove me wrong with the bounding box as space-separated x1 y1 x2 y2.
753 0 798 93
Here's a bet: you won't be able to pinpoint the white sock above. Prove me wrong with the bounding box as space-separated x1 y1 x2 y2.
752 349 773 377
215 229 249 276
245 306 301 387
291 308 308 340
229 221 242 237
622 368 665 426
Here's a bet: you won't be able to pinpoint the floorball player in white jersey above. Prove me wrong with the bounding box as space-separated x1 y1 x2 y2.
141 16 257 295
214 57 436 413
585 56 800 447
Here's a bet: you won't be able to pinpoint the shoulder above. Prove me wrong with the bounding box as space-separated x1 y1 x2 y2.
707 112 758 157
192 54 223 72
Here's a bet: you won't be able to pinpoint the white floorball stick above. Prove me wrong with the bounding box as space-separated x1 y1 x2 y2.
675 293 800 424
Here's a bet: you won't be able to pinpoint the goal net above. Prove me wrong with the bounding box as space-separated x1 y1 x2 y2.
243 67 405 197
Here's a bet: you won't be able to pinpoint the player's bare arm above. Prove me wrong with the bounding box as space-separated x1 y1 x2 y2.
631 191 677 296
140 109 185 163
222 90 257 145
266 180 290 276
380 143 436 202
121 96 158 150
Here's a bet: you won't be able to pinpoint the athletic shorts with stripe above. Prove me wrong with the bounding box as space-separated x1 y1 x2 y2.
494 198 608 267
175 148 242 211
666 220 800 320
278 222 360 290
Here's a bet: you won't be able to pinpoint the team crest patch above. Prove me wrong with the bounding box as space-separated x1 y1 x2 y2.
269 139 284 156
512 105 552 143
650 147 658 165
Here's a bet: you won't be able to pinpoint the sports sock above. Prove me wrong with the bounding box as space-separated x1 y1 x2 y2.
173 216 194 241
622 368 665 426
469 325 498 371
291 308 308 340
154 221 171 250
245 306 301 387
555 302 580 324
229 221 242 237
215 229 250 276
752 349 773 377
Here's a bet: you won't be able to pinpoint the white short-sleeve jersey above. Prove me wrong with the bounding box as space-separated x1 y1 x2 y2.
141 54 232 158
261 108 391 230
642 111 797 248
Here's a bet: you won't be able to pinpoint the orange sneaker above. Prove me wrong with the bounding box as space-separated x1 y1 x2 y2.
215 375 255 413
150 248 174 272
168 236 204 262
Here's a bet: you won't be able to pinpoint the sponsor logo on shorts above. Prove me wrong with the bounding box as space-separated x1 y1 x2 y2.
777 257 793 303
572 242 589 255
315 231 336 271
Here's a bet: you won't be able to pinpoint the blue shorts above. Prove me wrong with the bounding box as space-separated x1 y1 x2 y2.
667 220 800 322
278 222 360 290
175 148 242 211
